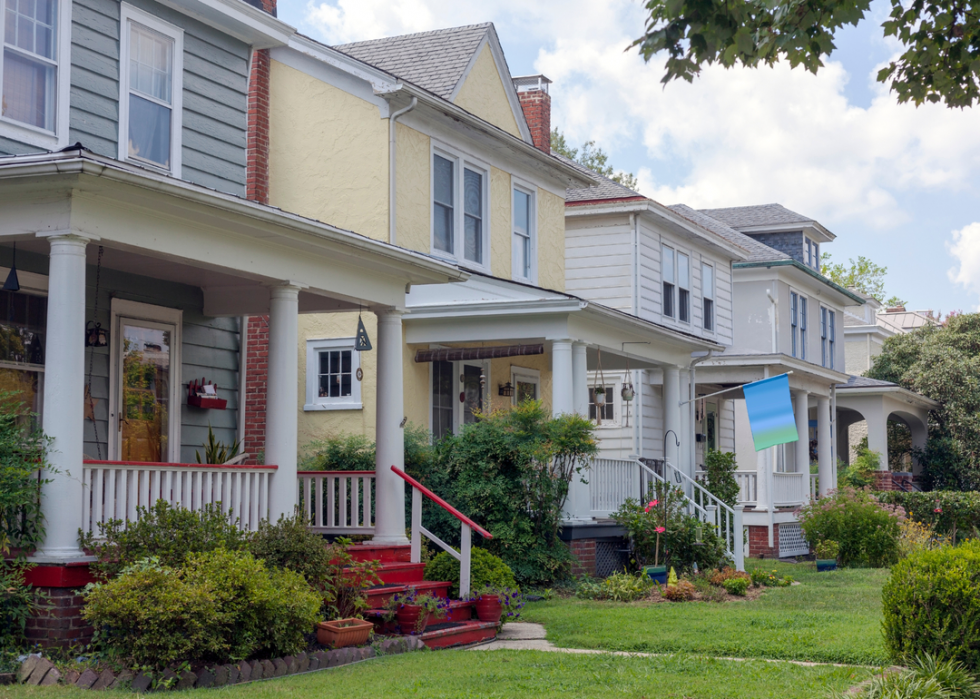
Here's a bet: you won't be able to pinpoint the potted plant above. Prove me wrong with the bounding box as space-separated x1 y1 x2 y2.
383 590 449 635
316 617 374 648
814 540 839 572
594 386 606 406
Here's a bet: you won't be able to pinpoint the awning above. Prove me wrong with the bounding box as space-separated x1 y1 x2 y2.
414 344 545 363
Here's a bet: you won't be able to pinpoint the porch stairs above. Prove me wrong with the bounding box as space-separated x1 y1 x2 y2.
344 542 499 649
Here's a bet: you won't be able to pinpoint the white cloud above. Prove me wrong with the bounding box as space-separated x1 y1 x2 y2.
947 223 980 309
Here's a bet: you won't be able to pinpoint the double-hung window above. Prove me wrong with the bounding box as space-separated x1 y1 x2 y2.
304 338 361 411
702 263 714 331
678 251 690 323
1 0 69 147
662 245 675 318
588 385 615 424
512 185 535 281
827 309 835 369
431 147 489 270
799 297 807 360
805 238 820 271
119 5 182 174
820 307 836 368
791 292 799 358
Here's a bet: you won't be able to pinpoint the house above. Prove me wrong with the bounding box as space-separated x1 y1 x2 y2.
0 0 465 648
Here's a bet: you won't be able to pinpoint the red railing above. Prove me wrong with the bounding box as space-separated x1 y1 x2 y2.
391 466 492 539
85 460 277 470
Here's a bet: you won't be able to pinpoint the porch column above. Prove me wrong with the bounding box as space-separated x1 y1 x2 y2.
374 309 407 543
572 342 588 417
817 396 833 497
794 391 809 474
909 417 928 476
36 233 89 559
679 370 692 478
266 283 301 521
663 367 681 468
551 339 573 416
865 405 889 471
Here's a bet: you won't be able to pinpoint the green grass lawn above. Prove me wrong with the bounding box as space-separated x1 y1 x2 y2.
4 650 870 699
522 560 890 666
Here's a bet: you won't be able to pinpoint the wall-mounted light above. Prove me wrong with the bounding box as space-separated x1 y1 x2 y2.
498 382 514 397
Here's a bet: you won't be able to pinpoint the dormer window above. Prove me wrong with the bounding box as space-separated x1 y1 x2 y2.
805 237 820 271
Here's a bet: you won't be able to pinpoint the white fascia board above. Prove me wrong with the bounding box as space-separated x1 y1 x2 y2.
406 298 586 320
280 36 402 97
152 0 294 48
734 263 857 307
701 352 849 383
577 304 723 353
836 385 940 409
405 313 571 345
734 221 835 243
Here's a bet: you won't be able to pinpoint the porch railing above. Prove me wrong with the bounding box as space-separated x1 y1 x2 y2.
297 471 376 535
392 465 492 597
772 472 809 507
810 474 819 500
590 458 641 517
733 471 758 506
81 460 277 536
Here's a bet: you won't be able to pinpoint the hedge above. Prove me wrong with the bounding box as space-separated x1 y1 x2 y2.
877 491 980 541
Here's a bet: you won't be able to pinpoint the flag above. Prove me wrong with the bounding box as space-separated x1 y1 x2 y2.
742 374 798 451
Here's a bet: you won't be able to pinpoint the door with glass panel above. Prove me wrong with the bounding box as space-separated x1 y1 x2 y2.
459 362 485 427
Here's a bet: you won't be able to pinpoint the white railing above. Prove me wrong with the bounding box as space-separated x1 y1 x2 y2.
298 471 376 535
772 472 809 507
590 458 641 516
810 474 818 500
81 460 276 536
734 471 758 506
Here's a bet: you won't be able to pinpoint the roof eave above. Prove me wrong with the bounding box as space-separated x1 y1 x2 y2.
734 259 865 304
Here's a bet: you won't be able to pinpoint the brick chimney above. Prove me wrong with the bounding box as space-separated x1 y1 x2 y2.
513 75 552 153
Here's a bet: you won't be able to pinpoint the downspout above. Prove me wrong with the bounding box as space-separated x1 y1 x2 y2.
388 96 418 245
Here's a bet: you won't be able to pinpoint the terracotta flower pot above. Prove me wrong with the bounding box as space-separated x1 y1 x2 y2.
474 595 503 623
395 604 428 635
316 618 373 648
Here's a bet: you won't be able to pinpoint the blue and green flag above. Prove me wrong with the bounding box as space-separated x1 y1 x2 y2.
742 374 798 451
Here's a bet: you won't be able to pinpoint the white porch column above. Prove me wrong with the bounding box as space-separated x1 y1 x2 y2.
551 339 573 416
36 233 89 558
679 370 692 479
865 405 889 471
663 367 681 468
909 418 928 476
817 396 833 497
373 309 407 543
571 342 588 417
794 391 809 474
266 283 301 521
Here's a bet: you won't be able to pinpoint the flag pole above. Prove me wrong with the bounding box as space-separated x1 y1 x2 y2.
678 371 794 406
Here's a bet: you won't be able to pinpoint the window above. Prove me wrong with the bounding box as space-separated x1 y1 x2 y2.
119 5 182 173
431 146 489 269
431 360 453 441
0 0 69 147
511 367 540 405
702 263 714 331
820 307 836 368
662 245 675 318
678 251 690 323
800 297 807 360
512 186 535 281
588 385 615 424
0 286 46 420
805 238 820 271
790 292 798 358
304 338 361 410
828 309 836 369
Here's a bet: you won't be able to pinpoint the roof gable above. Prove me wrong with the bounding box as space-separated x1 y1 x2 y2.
452 41 523 138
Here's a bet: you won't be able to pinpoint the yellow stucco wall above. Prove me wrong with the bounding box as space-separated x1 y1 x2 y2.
453 45 523 139
538 188 566 292
490 167 511 278
268 60 388 242
395 122 431 254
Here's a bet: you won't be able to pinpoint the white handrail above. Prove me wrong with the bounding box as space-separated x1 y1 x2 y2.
297 471 375 535
733 471 758 505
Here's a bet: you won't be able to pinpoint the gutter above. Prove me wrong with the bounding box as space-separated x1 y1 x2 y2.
388 96 417 245
735 259 865 304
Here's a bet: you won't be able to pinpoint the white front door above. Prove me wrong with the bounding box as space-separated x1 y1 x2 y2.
457 361 487 429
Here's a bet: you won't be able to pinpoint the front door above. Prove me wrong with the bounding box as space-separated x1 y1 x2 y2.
459 362 484 426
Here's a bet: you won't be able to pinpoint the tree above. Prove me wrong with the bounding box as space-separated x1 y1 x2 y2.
821 252 906 307
632 0 980 108
551 129 640 190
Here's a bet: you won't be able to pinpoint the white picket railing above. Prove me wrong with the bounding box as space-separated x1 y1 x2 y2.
810 474 819 500
772 472 809 507
734 472 758 506
590 458 641 516
297 471 376 535
81 460 276 536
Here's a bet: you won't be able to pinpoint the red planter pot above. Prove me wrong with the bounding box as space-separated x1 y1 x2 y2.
474 595 503 623
395 604 428 635
316 618 373 648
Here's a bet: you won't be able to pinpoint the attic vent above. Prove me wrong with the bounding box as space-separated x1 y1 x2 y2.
513 74 551 94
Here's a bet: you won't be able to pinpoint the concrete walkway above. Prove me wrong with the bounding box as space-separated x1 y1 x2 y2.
470 623 874 669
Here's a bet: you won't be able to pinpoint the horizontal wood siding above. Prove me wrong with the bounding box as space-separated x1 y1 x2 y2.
641 379 664 461
69 0 119 156
565 216 634 313
719 399 736 454
637 222 660 323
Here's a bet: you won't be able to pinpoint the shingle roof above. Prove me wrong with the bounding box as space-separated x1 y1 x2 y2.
838 375 898 389
669 204 786 262
333 24 492 99
558 153 645 203
698 203 814 230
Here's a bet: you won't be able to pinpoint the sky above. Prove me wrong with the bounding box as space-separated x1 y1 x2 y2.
277 0 980 314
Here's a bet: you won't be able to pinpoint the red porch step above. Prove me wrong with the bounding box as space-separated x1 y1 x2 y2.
363 580 451 609
373 562 427 585
418 620 499 649
345 543 412 564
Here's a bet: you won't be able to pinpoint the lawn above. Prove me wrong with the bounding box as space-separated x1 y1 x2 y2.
4 650 870 699
522 560 890 666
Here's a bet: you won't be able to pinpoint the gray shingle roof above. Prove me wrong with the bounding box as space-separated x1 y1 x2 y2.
558 153 645 203
333 24 492 99
839 375 898 389
698 203 814 230
669 204 787 262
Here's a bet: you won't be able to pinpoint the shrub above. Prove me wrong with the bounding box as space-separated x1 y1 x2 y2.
424 547 517 598
702 450 740 508
814 539 840 560
709 567 750 586
722 577 748 596
575 572 653 602
882 541 980 672
898 520 948 559
662 580 697 601
299 434 375 471
80 500 248 579
878 491 980 544
796 487 905 567
833 655 980 699
83 550 322 668
838 446 881 489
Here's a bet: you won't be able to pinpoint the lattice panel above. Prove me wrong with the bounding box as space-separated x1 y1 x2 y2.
778 523 809 558
596 540 630 578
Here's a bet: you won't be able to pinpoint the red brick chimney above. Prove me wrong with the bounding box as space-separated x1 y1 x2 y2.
513 75 552 153
246 49 271 205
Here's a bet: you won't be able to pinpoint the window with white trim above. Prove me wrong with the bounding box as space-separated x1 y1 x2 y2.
431 146 489 270
119 5 182 173
800 296 808 360
791 291 799 358
820 307 836 369
512 185 535 282
0 0 69 147
588 385 615 424
305 338 361 411
511 366 540 404
662 245 675 318
702 262 714 331
678 251 690 323
805 237 820 271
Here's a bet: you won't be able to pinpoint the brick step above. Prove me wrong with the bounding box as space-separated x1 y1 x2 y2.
365 599 475 634
345 543 411 564
418 620 498 650
364 580 451 609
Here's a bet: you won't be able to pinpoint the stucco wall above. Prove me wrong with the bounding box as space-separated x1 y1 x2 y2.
396 122 431 252
538 187 566 292
490 167 512 278
268 59 388 241
452 45 522 138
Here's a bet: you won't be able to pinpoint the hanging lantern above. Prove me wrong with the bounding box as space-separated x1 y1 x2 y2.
354 314 372 351
85 321 108 348
498 382 514 397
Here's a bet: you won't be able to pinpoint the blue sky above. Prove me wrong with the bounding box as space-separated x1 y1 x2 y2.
278 0 980 314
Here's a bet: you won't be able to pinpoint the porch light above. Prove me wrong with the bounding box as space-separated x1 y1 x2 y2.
85 321 108 348
498 382 514 397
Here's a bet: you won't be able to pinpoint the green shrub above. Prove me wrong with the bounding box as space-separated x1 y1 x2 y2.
815 539 840 560
299 434 375 471
750 568 792 587
833 654 980 699
722 577 748 596
80 500 248 579
424 547 517 598
702 450 740 508
83 550 321 668
796 487 904 567
882 541 980 672
575 572 653 602
878 491 980 544
838 445 881 489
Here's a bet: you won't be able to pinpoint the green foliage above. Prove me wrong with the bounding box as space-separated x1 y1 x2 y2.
820 254 905 306
833 657 977 699
703 450 740 508
0 561 36 649
575 572 654 602
797 487 905 567
195 424 241 465
631 0 980 108
839 446 881 489
413 401 597 586
882 541 980 673
82 549 322 668
79 499 248 579
815 539 840 560
551 129 639 190
299 425 433 472
722 577 748 596
424 547 517 598
750 568 793 587
878 491 980 543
